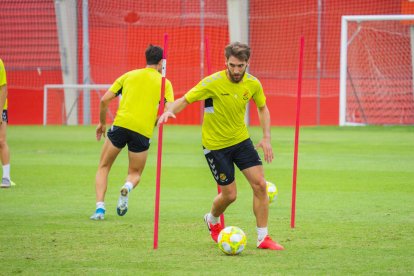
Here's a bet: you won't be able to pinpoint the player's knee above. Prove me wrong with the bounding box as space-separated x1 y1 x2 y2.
252 180 267 195
228 193 237 203
98 161 112 170
223 189 237 203
0 138 7 149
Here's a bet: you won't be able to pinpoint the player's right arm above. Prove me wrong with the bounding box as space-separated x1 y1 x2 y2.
157 96 189 125
0 84 6 126
0 60 7 125
0 84 7 113
158 76 214 125
96 90 116 141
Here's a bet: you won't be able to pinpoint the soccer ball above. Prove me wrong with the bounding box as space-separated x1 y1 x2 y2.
266 181 278 203
217 226 247 255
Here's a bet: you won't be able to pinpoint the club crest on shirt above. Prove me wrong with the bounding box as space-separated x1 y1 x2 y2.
242 90 250 100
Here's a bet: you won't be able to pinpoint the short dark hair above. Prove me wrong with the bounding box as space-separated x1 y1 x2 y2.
145 44 163 65
224 42 251 61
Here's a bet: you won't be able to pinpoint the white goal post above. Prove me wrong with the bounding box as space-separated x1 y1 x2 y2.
43 84 115 126
339 15 414 126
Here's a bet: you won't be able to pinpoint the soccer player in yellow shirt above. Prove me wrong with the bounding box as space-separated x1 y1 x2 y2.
0 58 14 189
158 42 284 250
90 45 174 220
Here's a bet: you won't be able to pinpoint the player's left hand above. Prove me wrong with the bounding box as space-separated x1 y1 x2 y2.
256 137 274 163
96 123 106 141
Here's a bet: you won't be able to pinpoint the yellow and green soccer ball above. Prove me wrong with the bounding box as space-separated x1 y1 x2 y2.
217 226 247 255
266 181 278 204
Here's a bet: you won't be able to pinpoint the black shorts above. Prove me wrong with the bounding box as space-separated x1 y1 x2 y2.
107 125 150 153
2 110 8 123
203 139 262 186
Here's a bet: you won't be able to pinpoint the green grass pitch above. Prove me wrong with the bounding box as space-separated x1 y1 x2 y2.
0 125 413 275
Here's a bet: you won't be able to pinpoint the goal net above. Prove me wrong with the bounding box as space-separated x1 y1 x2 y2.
43 84 118 126
339 15 414 126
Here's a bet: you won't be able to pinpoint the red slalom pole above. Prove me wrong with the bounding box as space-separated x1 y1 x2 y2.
154 33 168 249
205 36 225 228
291 35 304 229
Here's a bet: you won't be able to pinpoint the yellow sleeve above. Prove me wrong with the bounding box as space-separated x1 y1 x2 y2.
109 73 128 95
165 79 174 102
184 78 213 104
251 80 266 108
0 60 6 86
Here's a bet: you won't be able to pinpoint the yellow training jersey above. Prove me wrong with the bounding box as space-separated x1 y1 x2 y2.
185 70 266 150
110 67 174 138
0 59 8 110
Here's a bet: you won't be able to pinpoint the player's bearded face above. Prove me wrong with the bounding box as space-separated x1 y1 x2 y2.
226 56 248 83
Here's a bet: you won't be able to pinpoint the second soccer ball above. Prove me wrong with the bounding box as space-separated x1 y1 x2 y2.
266 181 278 204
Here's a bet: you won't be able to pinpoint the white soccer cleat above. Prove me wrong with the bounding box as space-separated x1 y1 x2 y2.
0 178 11 188
90 208 105 220
117 188 129 216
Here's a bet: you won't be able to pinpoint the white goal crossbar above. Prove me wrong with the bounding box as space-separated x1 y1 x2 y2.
339 15 414 126
43 84 111 125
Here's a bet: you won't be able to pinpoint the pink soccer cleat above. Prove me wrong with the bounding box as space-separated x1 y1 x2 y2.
257 235 284 250
204 214 223 243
